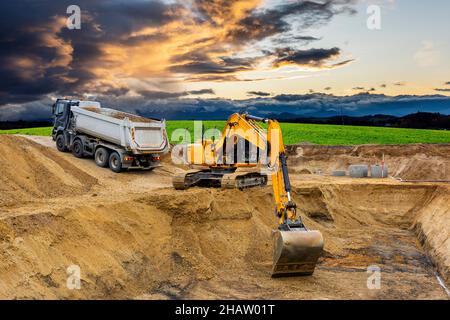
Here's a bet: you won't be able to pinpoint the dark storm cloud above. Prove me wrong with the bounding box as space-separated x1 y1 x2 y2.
93 0 181 37
138 88 215 99
247 91 271 97
0 0 358 114
169 58 254 74
139 90 188 99
293 36 322 42
330 59 354 67
273 47 341 67
170 48 209 64
435 88 450 92
274 35 322 45
3 93 450 121
188 89 215 95
0 0 181 108
226 0 355 42
0 1 66 105
183 75 268 82
445 82 450 85
353 86 376 93
168 0 355 79
102 86 130 97
120 33 170 46
0 99 54 121
170 47 263 77
55 0 183 89
95 93 450 119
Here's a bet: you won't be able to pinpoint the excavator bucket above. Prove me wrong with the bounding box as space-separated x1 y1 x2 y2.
272 229 324 277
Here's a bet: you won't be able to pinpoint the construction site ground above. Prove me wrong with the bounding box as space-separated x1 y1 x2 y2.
0 135 448 299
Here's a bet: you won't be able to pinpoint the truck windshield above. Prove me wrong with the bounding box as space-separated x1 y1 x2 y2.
55 102 65 115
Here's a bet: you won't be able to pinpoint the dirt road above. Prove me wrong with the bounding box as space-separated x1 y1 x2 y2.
0 135 448 299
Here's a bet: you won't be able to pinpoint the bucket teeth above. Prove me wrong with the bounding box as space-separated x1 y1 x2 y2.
272 229 324 277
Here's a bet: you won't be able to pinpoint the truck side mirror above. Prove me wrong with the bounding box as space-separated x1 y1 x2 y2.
51 104 56 115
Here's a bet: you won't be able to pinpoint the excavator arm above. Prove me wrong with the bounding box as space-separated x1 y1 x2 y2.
247 115 324 276
267 119 299 226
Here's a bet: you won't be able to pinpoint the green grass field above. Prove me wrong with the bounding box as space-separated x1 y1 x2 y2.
1 121 450 145
0 127 53 137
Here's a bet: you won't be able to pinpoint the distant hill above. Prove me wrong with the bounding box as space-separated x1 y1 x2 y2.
279 112 450 130
0 120 52 130
1 112 449 130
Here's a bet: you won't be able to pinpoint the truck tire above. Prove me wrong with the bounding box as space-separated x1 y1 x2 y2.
109 151 122 173
94 147 110 168
56 134 67 152
72 140 84 158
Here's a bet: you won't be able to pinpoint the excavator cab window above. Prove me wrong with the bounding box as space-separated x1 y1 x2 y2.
227 135 260 165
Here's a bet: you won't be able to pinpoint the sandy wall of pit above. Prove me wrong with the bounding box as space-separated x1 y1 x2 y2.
286 144 450 181
413 186 450 285
0 184 448 299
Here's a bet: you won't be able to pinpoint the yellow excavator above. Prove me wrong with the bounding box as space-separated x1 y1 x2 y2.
173 113 324 276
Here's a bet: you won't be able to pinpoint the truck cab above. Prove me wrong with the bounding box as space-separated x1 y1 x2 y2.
52 99 101 140
52 99 70 140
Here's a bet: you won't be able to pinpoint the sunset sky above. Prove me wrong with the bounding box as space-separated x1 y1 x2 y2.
1 0 449 120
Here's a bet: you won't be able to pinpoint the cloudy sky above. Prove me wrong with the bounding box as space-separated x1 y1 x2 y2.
1 0 449 120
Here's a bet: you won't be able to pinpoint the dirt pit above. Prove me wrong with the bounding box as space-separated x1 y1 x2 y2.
0 136 448 299
287 143 450 181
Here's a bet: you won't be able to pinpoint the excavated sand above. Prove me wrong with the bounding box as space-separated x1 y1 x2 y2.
0 135 448 299
0 135 98 208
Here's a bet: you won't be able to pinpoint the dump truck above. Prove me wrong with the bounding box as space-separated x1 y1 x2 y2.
52 98 169 172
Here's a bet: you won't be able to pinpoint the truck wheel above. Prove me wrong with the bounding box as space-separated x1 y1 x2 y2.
72 140 84 158
109 152 122 173
94 147 110 168
56 134 67 152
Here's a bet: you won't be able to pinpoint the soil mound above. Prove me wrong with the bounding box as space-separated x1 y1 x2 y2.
0 135 97 208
